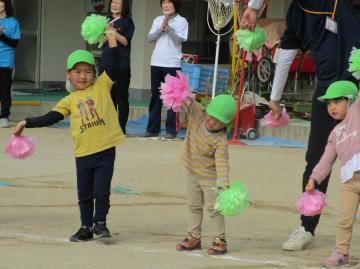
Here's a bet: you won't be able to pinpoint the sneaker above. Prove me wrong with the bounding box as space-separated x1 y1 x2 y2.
282 226 314 251
138 132 159 140
161 133 176 140
0 118 9 128
324 249 349 267
93 221 111 238
176 234 201 251
207 237 227 255
69 226 93 242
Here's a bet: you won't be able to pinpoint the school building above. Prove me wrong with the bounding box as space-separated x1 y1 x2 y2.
12 0 360 93
12 0 289 90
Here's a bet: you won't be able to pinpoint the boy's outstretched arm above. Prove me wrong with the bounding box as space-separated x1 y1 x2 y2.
13 111 64 136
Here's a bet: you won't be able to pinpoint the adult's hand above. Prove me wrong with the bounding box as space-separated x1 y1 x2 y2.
161 13 171 31
239 7 258 30
269 100 282 120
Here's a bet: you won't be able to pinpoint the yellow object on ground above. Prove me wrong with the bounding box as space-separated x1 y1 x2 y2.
12 101 42 106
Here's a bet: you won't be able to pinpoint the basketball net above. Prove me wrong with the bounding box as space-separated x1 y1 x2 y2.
206 0 235 98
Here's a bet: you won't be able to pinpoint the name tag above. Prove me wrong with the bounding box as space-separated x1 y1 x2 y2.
325 16 338 34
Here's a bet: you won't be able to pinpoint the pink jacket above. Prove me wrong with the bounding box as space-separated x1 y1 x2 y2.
311 92 360 183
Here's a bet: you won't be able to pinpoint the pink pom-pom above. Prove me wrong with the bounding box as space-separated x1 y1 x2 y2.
160 70 195 112
260 107 290 127
296 190 326 217
5 135 36 160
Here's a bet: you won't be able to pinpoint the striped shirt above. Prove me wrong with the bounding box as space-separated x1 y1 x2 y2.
177 101 230 186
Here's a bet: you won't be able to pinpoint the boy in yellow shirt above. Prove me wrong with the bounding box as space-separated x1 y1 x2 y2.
13 26 125 242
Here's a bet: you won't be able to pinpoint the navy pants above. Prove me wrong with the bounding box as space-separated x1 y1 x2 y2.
301 85 336 234
110 66 131 135
0 67 13 119
75 147 115 227
146 66 180 135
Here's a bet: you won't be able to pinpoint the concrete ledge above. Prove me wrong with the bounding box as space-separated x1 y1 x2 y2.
10 102 310 143
256 119 310 143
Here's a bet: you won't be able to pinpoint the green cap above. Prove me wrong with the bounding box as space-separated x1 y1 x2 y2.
66 50 96 70
318 80 358 104
206 94 237 124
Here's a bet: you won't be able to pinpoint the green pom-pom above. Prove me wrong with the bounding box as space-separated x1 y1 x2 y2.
81 14 108 46
349 47 360 80
215 180 249 216
235 27 266 51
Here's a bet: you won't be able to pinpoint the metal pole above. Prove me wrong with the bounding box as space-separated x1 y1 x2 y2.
212 33 221 99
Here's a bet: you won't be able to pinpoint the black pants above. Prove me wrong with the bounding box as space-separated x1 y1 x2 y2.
111 66 131 134
146 66 180 135
0 67 13 119
301 85 336 234
75 147 115 227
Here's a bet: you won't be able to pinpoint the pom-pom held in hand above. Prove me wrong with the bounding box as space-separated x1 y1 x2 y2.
260 107 290 128
235 27 266 51
5 135 36 160
349 47 360 80
215 180 249 216
160 70 195 112
296 190 326 217
81 14 108 46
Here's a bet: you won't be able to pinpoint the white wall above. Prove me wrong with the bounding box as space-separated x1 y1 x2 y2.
131 0 161 90
267 0 291 19
36 0 291 89
40 0 86 82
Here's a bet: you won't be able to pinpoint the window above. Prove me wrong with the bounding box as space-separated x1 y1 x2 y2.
181 0 233 64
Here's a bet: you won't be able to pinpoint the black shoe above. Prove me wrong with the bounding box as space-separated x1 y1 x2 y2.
161 133 177 140
93 221 111 238
69 226 93 242
138 132 159 140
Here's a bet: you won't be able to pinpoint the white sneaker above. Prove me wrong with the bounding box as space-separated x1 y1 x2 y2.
0 118 9 128
282 226 314 251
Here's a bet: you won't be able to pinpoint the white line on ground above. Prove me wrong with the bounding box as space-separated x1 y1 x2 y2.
0 231 325 269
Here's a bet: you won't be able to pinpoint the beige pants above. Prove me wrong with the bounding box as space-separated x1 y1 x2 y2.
336 175 360 255
186 171 225 240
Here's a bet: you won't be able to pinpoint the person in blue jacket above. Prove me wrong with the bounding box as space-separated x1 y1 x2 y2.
0 0 20 128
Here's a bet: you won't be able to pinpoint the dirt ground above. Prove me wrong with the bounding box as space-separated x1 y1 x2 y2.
1 126 360 269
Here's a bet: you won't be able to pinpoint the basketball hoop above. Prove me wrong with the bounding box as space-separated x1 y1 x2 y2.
206 0 235 99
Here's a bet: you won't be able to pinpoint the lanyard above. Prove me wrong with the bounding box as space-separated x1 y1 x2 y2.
296 0 338 20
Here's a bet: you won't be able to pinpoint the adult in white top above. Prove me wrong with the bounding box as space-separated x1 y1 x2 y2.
241 0 360 251
141 0 188 140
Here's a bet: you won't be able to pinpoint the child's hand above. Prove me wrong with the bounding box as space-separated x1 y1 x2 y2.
13 120 26 136
216 181 230 192
305 178 316 192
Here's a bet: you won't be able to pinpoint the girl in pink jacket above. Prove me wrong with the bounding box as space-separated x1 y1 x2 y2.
306 80 359 268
